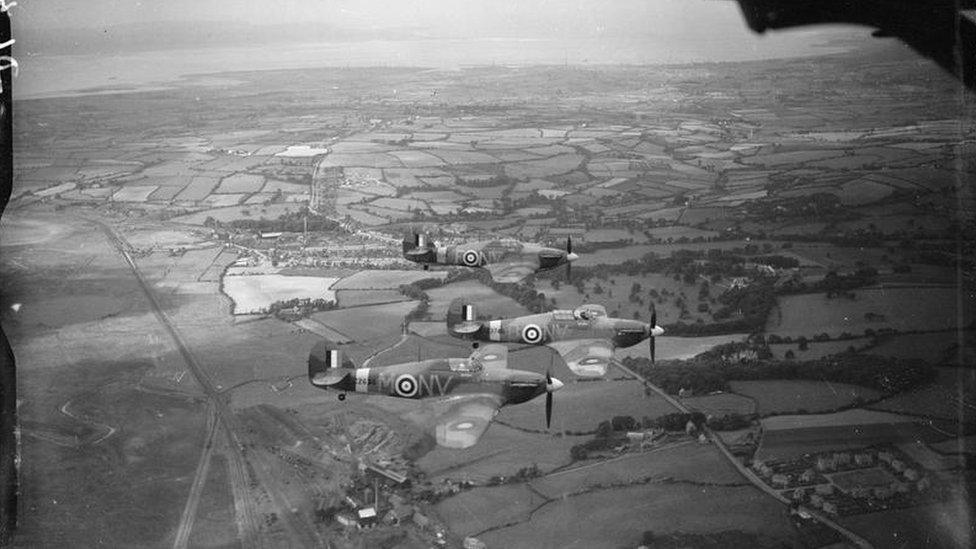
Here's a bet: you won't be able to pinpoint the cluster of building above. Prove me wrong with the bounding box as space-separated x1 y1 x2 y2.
326 464 466 547
753 446 937 516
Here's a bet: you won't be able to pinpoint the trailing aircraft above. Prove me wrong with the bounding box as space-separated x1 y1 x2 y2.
308 340 564 448
401 232 578 283
446 298 664 378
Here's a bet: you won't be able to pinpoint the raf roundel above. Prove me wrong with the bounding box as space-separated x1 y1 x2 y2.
462 250 480 266
394 374 419 398
521 324 543 344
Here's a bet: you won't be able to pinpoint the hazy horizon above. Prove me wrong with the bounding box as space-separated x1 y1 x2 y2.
8 1 879 99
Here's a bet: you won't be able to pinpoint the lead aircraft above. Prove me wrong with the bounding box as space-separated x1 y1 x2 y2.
402 233 578 283
447 298 664 378
308 341 563 448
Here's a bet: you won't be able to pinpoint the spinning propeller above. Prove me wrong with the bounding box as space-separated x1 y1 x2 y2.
649 303 658 364
544 368 564 428
565 236 577 281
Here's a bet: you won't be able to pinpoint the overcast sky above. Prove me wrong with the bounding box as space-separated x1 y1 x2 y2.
15 0 768 38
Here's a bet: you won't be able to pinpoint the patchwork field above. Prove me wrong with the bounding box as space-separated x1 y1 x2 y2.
222 275 338 314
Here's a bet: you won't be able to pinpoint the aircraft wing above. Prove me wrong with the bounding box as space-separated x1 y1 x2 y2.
471 344 508 371
486 261 536 283
430 394 504 449
547 338 614 378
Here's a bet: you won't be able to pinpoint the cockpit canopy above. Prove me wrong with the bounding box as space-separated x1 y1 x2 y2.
573 304 607 321
447 357 482 373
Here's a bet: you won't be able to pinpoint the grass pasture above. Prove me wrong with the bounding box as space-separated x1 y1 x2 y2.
530 442 743 500
415 422 581 484
425 279 529 320
214 173 264 193
330 269 446 290
174 176 219 201
170 203 304 225
434 485 546 537
335 289 408 307
496 378 681 434
480 484 791 549
756 410 932 460
730 380 880 415
202 194 246 207
617 334 750 362
868 367 976 424
681 392 756 416
767 337 872 360
310 301 419 342
767 288 974 338
866 331 964 364
222 274 338 314
829 467 897 490
111 185 157 202
839 504 973 549
503 154 584 179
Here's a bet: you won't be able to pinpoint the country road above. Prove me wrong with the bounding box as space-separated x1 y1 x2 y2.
611 359 874 549
86 217 320 548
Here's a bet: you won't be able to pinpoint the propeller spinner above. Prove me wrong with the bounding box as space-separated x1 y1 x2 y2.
649 304 658 363
545 370 564 428
565 236 578 281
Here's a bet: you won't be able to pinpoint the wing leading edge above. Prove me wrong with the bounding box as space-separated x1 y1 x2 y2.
546 338 614 378
432 394 504 448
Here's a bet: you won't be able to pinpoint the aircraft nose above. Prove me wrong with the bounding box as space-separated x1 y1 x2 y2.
645 323 664 337
547 377 564 392
566 252 579 262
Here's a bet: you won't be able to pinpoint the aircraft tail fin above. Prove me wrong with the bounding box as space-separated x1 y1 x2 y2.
447 298 483 337
308 340 355 387
402 232 432 254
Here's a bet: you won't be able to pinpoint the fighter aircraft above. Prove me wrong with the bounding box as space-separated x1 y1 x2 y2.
446 299 665 378
308 340 564 448
401 232 578 283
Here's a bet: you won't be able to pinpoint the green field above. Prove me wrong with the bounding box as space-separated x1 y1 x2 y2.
767 288 974 338
496 378 682 433
425 279 530 320
222 274 338 314
839 503 973 549
415 422 582 484
479 484 792 549
530 442 742 499
311 301 420 342
434 485 546 537
681 392 756 416
866 331 965 364
331 269 446 290
730 380 880 415
869 367 976 423
767 338 872 360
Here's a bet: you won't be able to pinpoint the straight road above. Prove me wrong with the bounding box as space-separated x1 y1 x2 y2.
88 218 320 548
612 359 873 549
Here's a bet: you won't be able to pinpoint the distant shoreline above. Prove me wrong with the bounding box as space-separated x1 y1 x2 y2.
14 31 873 101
